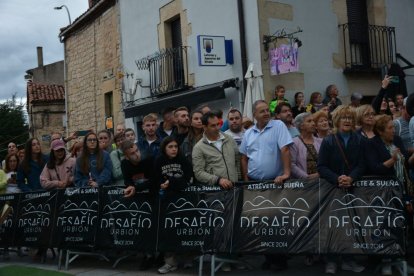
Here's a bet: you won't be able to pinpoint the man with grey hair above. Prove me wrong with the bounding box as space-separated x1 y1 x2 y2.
240 99 293 270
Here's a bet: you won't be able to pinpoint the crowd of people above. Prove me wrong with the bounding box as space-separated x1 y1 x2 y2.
0 75 413 275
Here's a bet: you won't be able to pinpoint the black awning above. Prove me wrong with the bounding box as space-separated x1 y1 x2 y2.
124 81 228 118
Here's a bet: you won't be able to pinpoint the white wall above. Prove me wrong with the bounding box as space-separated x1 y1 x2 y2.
243 0 262 71
119 0 170 102
119 0 245 117
266 0 348 103
385 0 414 95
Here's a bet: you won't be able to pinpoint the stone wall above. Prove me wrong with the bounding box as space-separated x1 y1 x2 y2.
65 2 122 135
30 103 65 152
30 61 64 85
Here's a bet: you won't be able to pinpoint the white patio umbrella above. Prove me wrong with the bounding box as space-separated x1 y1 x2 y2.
243 63 264 120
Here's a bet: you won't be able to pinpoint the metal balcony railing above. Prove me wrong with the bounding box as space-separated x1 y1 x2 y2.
339 23 396 72
135 46 189 96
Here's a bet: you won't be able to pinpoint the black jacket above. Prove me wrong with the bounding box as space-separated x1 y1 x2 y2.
365 135 408 176
154 154 193 192
317 132 365 185
121 154 155 193
371 87 392 115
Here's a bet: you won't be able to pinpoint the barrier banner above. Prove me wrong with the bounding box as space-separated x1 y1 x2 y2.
0 193 20 247
53 187 99 249
232 179 328 254
14 190 57 247
320 177 405 255
157 186 236 253
1 177 406 255
98 187 156 251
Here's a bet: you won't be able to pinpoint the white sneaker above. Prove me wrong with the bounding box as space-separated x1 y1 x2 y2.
341 260 365 273
381 264 392 275
325 262 337 274
158 263 178 274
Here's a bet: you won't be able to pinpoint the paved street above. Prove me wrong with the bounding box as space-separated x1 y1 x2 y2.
1 250 409 275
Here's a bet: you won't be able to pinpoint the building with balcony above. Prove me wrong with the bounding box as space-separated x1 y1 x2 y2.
60 0 414 135
119 0 245 129
120 0 414 129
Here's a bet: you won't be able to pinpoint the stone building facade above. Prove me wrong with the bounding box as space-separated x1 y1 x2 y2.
60 0 122 134
25 47 65 151
27 82 65 151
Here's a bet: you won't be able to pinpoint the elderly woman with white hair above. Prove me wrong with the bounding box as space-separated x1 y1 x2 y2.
290 112 323 179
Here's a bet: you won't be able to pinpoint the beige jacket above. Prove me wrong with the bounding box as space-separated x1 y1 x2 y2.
192 132 240 185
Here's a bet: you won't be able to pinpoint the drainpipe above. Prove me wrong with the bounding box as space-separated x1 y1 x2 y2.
237 0 248 108
63 42 69 139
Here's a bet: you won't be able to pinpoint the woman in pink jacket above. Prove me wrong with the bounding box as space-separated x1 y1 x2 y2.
40 139 76 189
290 112 323 179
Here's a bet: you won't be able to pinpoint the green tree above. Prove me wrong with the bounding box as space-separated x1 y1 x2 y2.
0 94 29 161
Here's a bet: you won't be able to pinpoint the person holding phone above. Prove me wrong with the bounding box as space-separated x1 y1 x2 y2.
323 84 343 113
74 132 113 187
3 153 20 194
0 153 23 259
292 91 306 118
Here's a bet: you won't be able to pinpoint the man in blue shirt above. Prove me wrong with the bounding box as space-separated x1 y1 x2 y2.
239 99 293 271
240 100 293 183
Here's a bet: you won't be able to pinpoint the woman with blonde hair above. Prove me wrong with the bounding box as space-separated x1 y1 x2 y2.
318 105 365 274
355 104 376 139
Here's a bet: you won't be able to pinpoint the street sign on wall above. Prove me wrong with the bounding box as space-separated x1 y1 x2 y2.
197 35 226 66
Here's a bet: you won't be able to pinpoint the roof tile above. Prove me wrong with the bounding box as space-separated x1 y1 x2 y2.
27 82 65 104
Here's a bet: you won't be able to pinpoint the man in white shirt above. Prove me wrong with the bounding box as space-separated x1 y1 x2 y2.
224 108 244 148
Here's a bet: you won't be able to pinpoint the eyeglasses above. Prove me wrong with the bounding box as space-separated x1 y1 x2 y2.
87 138 97 143
363 112 375 117
340 116 354 121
